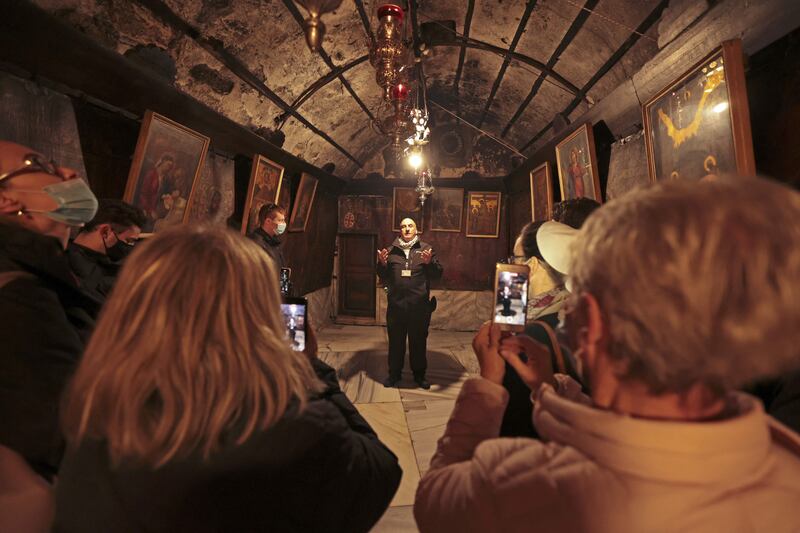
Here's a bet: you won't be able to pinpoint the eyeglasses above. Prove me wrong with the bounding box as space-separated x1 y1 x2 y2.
0 153 70 184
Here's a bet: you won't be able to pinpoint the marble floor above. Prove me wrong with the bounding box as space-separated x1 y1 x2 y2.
316 324 479 533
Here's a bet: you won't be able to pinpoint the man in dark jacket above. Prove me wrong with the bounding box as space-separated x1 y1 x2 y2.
68 199 145 303
248 202 287 270
377 217 443 389
0 140 100 481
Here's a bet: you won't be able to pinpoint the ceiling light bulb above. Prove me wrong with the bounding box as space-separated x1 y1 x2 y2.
408 152 423 169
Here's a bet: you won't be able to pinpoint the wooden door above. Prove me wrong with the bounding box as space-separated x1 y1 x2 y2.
338 234 377 317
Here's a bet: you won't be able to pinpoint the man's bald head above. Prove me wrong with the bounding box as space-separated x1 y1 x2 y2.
400 218 418 242
0 141 78 248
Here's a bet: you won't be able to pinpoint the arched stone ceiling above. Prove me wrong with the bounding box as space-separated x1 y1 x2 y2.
35 0 664 178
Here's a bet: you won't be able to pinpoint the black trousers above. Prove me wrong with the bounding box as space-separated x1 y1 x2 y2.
387 304 431 380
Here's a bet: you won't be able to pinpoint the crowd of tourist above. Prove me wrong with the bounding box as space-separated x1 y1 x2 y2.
1 137 799 532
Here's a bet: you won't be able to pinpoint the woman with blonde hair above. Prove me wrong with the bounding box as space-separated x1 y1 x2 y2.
54 226 400 532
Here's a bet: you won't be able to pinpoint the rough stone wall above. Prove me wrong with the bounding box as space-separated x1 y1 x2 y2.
32 0 665 179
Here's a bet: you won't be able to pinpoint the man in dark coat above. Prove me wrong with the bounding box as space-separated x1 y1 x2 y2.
68 199 145 304
249 202 287 269
0 141 100 481
377 217 443 389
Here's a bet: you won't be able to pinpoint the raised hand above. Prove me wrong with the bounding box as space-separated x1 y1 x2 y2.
498 335 556 392
420 248 433 264
376 248 389 266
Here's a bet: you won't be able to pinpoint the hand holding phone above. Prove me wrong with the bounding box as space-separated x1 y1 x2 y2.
492 263 530 332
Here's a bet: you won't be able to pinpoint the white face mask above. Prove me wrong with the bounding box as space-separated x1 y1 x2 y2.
275 222 287 235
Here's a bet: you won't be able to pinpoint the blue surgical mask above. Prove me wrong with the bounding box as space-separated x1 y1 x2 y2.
18 179 99 227
276 222 287 235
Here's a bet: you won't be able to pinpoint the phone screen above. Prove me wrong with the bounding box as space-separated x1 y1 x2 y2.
281 301 306 351
494 269 530 327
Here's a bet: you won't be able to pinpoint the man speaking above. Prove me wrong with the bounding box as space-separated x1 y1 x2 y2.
377 218 443 389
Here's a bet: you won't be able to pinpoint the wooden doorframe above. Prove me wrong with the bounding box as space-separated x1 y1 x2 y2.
336 233 377 323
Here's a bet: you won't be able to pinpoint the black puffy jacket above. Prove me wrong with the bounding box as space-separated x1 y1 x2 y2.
377 238 443 311
0 222 99 480
53 359 402 533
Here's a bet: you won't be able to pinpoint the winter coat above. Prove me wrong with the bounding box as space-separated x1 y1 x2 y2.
0 222 99 481
415 376 800 533
377 238 443 311
248 227 286 270
66 241 120 303
53 359 402 533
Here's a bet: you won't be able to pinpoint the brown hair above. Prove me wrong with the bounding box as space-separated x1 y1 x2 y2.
257 203 285 227
62 225 321 466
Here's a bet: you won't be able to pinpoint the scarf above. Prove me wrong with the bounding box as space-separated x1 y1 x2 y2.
526 257 571 321
394 236 419 250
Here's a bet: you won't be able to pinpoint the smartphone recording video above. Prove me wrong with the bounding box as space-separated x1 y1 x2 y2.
281 297 307 351
492 263 530 332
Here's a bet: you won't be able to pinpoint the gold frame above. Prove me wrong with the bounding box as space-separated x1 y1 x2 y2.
288 173 318 233
529 162 553 221
554 123 602 203
123 110 210 226
642 39 755 182
465 191 502 239
430 187 464 232
240 154 285 235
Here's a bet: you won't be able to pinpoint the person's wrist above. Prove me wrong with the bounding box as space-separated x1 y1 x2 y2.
480 367 504 384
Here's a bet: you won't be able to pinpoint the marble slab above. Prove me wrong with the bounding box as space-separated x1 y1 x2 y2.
405 399 456 475
356 402 420 508
447 346 481 376
370 505 418 533
318 350 401 404
304 285 333 331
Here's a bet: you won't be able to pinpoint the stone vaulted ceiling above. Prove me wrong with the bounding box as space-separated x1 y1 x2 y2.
35 0 665 178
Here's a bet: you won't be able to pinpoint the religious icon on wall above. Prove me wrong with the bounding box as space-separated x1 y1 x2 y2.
124 111 210 233
466 191 501 238
278 173 292 216
241 154 284 235
392 187 424 232
187 152 234 226
338 195 386 233
555 123 601 203
288 173 318 232
643 39 755 182
430 187 464 232
529 162 553 221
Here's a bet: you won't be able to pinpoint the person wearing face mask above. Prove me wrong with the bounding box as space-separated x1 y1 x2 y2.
249 202 288 271
415 178 800 533
67 199 146 304
0 140 100 530
498 219 583 437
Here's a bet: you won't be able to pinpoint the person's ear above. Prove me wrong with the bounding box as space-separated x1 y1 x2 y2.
578 292 620 408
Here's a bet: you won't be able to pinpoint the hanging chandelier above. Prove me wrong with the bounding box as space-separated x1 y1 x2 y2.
369 4 410 101
294 0 344 52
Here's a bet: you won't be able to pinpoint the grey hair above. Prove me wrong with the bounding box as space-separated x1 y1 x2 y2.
570 177 800 394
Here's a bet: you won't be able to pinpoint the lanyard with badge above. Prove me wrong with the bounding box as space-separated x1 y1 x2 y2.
402 250 420 277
